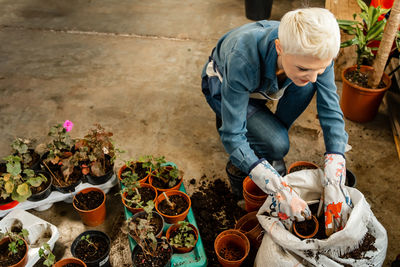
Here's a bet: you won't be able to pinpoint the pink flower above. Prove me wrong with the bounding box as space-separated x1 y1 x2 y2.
63 120 74 132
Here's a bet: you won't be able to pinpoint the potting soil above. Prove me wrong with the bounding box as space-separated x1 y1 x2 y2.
0 240 27 266
190 178 247 266
158 195 188 216
340 233 377 259
74 191 104 210
75 235 108 262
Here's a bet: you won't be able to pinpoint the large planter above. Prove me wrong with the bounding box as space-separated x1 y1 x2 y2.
214 229 250 267
54 257 87 267
155 190 191 224
71 230 111 267
73 187 106 227
341 65 391 122
0 237 29 267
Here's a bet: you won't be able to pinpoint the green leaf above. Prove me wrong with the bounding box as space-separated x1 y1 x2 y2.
357 0 369 13
367 20 386 41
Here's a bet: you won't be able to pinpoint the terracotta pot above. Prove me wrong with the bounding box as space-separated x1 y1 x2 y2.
242 176 267 212
166 223 199 253
287 161 319 174
214 229 250 267
0 237 29 267
155 190 191 224
293 215 319 239
118 163 150 183
341 65 391 122
235 211 263 249
121 183 157 215
54 257 87 267
73 187 106 227
149 166 183 194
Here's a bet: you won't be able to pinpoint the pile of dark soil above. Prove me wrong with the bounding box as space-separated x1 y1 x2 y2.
340 233 377 259
190 177 247 266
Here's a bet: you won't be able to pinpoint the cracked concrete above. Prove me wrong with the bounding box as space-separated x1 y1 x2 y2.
0 0 399 266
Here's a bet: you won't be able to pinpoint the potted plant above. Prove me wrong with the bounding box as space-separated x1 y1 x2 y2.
120 179 157 215
166 221 199 253
118 155 153 183
27 170 53 202
10 137 41 170
0 155 48 204
71 231 111 267
131 237 173 267
124 203 164 240
214 229 250 267
148 156 183 193
76 124 120 185
73 187 106 227
0 228 29 267
42 120 82 193
38 242 56 267
155 190 191 224
337 0 399 122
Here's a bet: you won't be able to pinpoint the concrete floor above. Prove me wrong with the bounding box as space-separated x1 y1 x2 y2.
0 0 399 266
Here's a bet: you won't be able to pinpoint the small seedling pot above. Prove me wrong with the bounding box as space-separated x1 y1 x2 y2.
54 257 87 267
242 176 267 212
73 187 106 227
86 168 114 185
118 163 150 183
287 161 319 174
130 211 164 238
28 171 53 202
235 211 263 249
131 238 173 267
214 229 250 267
149 166 183 194
166 223 199 253
121 183 157 215
293 215 319 239
71 230 111 267
0 237 29 267
155 190 191 224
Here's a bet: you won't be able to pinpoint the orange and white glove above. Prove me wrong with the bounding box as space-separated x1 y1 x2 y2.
249 159 311 229
322 153 353 236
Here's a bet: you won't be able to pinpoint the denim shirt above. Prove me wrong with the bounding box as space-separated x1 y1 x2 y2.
201 21 348 173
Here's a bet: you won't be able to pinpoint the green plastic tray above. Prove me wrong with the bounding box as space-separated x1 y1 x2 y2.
123 183 207 267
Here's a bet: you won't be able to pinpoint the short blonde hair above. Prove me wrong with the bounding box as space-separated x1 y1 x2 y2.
278 8 340 59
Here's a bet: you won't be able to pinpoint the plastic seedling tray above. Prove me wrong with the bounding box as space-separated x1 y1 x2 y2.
0 174 118 218
0 209 60 267
124 183 207 267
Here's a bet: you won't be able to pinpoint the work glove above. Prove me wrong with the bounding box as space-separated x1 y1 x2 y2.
249 159 311 229
322 153 353 236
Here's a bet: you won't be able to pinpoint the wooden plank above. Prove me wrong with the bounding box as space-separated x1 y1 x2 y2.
326 0 361 80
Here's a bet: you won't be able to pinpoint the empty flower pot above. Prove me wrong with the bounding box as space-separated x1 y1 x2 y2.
235 211 263 249
293 215 319 239
214 229 250 267
73 187 106 227
287 161 319 174
242 176 267 212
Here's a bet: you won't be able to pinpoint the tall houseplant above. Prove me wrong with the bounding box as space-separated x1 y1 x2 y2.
337 0 399 122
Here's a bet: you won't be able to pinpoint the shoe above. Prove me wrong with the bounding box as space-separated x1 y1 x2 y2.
272 159 287 176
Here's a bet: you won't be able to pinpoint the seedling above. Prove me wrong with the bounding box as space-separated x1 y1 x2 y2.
0 228 29 255
10 138 36 169
148 156 181 188
169 221 197 248
38 243 55 267
80 234 98 250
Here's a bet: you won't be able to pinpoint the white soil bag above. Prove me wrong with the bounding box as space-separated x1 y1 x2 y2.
255 169 387 267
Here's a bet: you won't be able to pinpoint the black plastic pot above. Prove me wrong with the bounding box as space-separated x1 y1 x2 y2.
225 160 247 198
131 238 172 267
52 178 82 194
244 0 273 21
86 169 114 185
345 169 357 188
129 211 164 239
71 230 111 267
28 171 53 202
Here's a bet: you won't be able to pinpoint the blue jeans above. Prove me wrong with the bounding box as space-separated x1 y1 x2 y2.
246 83 316 161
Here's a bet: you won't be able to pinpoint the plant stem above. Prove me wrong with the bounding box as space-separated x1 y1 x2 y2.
163 192 176 210
42 162 62 186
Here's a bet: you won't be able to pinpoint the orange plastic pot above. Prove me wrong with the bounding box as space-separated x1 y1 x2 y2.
242 176 267 212
166 223 199 253
293 215 319 239
0 237 28 267
341 65 391 122
149 166 183 194
118 164 149 183
73 187 106 227
287 161 319 174
235 211 263 249
214 229 250 267
121 183 157 215
54 257 87 267
155 190 191 224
